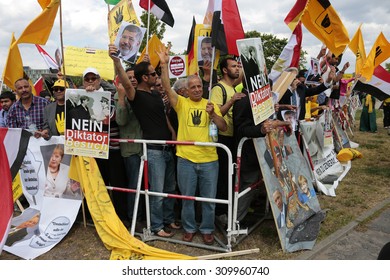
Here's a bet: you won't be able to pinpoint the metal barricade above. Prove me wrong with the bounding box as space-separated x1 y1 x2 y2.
108 137 266 252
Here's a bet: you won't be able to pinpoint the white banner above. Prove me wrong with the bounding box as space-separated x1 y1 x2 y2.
4 136 81 259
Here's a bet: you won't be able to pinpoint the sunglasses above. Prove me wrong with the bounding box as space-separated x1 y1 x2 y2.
53 87 65 92
84 76 98 82
146 71 157 77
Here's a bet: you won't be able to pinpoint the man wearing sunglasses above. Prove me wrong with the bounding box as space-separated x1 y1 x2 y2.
109 44 179 238
41 79 69 139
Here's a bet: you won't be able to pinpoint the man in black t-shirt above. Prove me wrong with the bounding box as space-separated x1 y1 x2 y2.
110 44 179 238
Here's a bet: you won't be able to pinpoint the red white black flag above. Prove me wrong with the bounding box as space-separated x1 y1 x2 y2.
35 44 59 73
354 65 390 101
211 0 245 56
139 0 174 27
0 128 30 253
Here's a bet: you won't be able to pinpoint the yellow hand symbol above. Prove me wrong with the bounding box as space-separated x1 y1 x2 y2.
56 111 65 134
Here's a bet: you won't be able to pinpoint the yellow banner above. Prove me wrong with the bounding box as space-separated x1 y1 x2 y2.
108 0 140 44
64 46 115 80
12 172 23 203
69 156 194 260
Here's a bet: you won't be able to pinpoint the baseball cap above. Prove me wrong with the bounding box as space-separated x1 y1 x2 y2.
52 79 69 88
83 67 100 78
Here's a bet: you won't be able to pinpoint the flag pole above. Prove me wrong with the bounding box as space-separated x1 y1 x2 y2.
207 46 216 102
146 0 151 54
59 0 66 78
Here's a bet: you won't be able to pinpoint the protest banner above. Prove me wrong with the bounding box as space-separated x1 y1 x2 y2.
237 38 274 125
108 0 140 44
64 46 114 81
4 136 81 260
65 89 111 159
253 129 325 252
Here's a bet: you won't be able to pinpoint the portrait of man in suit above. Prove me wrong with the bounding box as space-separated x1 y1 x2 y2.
273 189 287 229
114 23 145 64
198 36 212 67
5 208 41 247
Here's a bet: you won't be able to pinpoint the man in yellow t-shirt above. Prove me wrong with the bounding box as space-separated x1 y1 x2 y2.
157 48 227 246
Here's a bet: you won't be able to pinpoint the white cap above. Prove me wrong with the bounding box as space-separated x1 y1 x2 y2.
83 67 100 78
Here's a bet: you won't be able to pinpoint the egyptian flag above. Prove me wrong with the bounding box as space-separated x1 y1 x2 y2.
269 22 303 83
0 128 30 253
187 16 197 75
35 44 59 73
139 0 174 27
354 65 390 101
284 0 308 31
211 0 245 56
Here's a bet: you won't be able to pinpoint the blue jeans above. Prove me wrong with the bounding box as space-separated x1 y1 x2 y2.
177 157 218 234
123 154 143 221
147 149 176 232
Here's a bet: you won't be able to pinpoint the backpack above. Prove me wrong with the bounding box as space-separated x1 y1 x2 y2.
212 82 236 105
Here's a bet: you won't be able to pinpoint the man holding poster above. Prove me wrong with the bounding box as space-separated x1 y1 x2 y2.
65 68 111 159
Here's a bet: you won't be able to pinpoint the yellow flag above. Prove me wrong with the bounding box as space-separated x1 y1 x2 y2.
69 156 194 260
15 0 59 45
136 34 165 68
348 24 366 75
37 0 51 9
2 33 24 91
361 32 390 81
108 0 140 44
301 0 349 57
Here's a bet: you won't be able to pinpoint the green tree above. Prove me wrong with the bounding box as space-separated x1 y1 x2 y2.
244 31 307 71
139 11 166 52
385 62 390 72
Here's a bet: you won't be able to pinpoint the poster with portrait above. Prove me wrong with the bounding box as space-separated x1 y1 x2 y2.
237 38 275 125
305 57 321 85
108 0 140 44
281 110 298 132
197 36 212 68
113 21 146 64
4 136 82 259
253 129 325 252
65 89 111 159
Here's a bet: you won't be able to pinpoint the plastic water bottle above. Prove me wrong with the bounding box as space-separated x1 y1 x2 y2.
209 120 218 142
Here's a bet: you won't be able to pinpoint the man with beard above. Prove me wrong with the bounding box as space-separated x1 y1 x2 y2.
198 37 212 67
117 24 143 64
109 44 179 238
210 57 246 220
0 91 16 127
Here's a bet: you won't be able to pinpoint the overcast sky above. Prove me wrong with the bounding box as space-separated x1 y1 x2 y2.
0 0 389 80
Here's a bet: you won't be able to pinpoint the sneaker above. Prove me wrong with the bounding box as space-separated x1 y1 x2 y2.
202 233 214 245
154 228 174 238
182 232 196 242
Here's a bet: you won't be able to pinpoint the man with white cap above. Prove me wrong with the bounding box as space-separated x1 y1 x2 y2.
82 67 103 92
79 67 128 219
